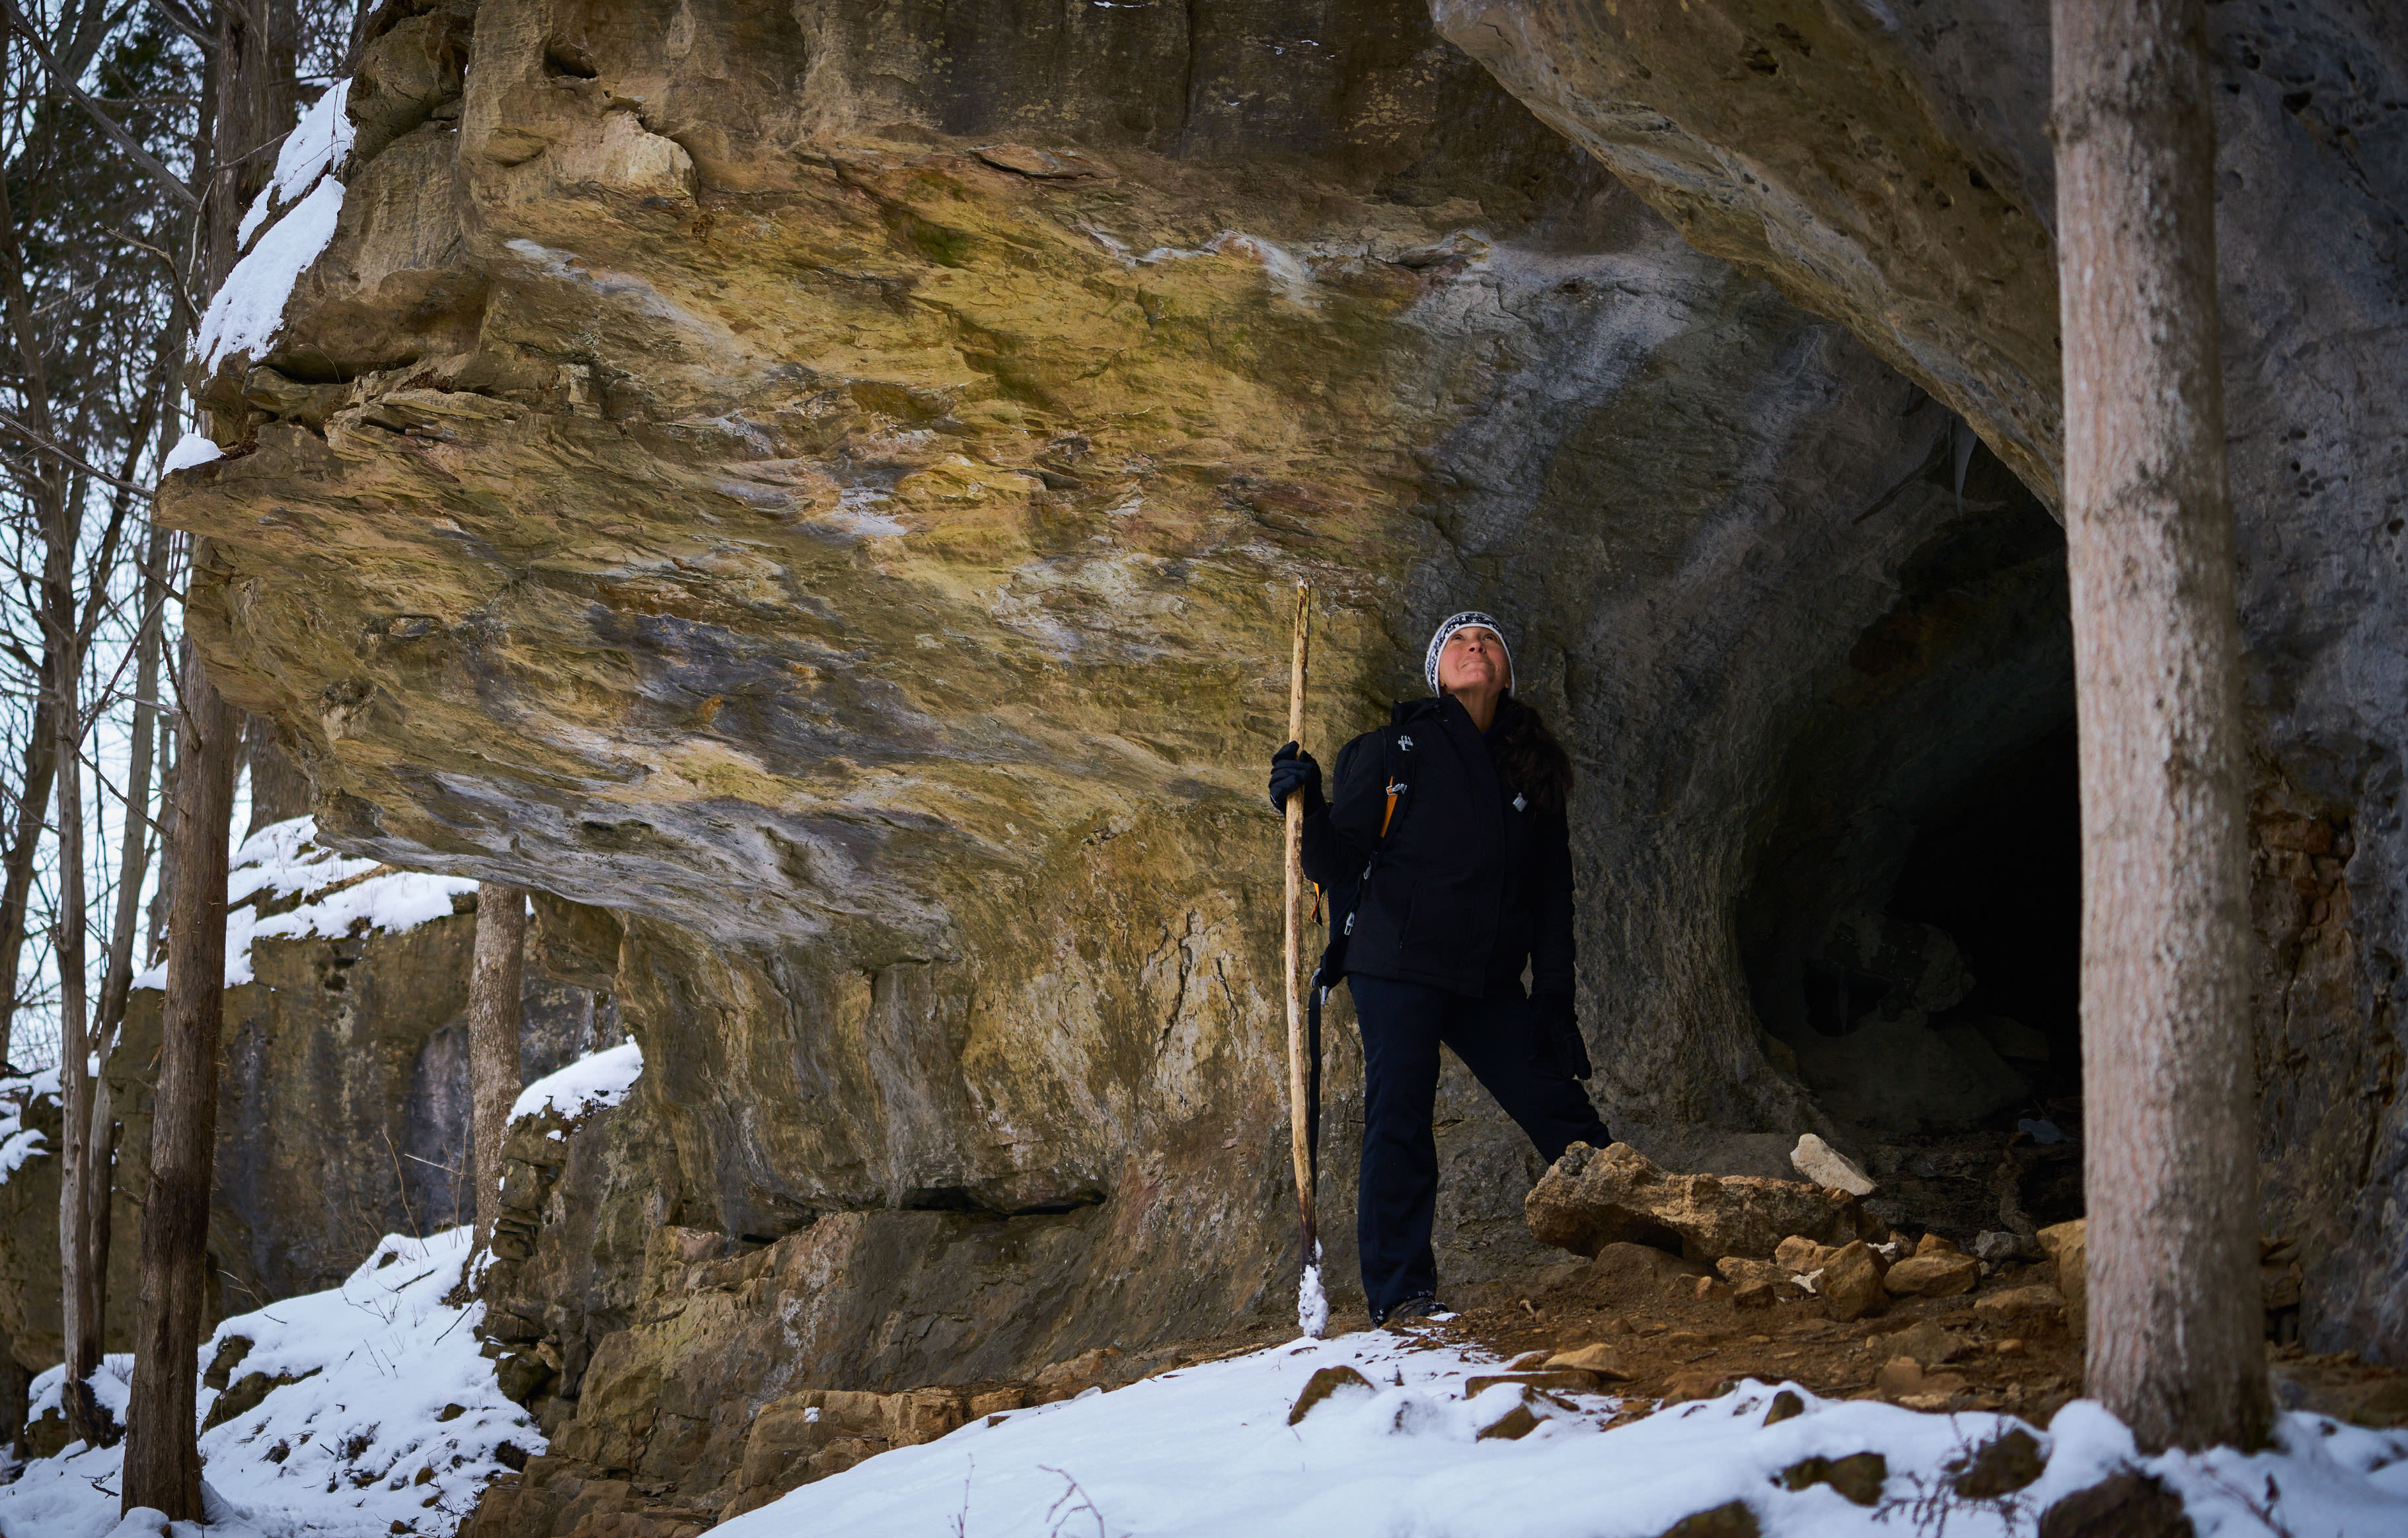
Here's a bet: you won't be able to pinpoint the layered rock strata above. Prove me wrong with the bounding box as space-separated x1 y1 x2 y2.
139 0 2403 1522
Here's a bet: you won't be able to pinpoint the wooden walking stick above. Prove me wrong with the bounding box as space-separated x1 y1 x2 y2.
1282 581 1326 1336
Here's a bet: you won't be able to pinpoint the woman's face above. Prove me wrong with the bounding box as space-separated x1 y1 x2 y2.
1438 626 1510 695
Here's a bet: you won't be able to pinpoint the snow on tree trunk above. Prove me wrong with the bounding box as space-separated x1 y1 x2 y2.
2052 0 2269 1453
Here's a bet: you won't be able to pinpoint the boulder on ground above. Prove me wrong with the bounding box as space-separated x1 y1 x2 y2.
1715 1256 1789 1310
1545 1342 1632 1380
1790 1134 1877 1196
1883 1252 1978 1298
1776 1235 1843 1273
1581 1239 1712 1291
1287 1364 1374 1425
1715 1257 1788 1288
1874 1356 1968 1409
2038 1220 2087 1337
1527 1142 1874 1262
2039 1471 2195 1538
1820 1241 1889 1321
1973 1284 2065 1325
1865 1319 1967 1368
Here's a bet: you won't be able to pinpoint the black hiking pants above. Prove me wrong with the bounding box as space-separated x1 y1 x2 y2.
1351 973 1612 1323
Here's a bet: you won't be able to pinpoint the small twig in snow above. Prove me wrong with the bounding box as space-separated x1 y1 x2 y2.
1041 1465 1107 1538
948 1453 974 1538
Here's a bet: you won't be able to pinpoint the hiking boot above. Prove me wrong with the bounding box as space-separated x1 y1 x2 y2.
1380 1293 1451 1329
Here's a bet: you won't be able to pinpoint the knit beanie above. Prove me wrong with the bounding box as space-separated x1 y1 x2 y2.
1424 611 1513 696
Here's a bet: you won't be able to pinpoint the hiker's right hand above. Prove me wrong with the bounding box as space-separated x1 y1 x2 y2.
1268 741 1324 816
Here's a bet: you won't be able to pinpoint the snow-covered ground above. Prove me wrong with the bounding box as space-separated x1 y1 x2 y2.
3 1251 2401 1538
721 1332 2408 1538
0 1228 537 1538
130 817 476 992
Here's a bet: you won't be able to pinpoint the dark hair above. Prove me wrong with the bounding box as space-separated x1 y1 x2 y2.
1488 694 1572 813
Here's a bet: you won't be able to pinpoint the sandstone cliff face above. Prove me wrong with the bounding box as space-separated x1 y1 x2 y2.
1432 0 2408 1362
141 1 2393 1519
161 0 2091 1402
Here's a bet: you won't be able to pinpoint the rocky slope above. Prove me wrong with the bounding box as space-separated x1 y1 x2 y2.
130 0 2405 1525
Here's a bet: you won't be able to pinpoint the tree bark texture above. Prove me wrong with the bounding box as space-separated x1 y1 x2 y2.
51 626 106 1447
243 715 311 837
118 641 241 1516
124 1 280 1510
469 884 527 1251
2052 0 2269 1453
0 713 55 1072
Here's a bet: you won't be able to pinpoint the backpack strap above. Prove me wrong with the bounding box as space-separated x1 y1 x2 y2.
1376 725 1411 841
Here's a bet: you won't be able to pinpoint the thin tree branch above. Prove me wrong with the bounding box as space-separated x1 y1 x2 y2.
97 224 200 325
0 406 155 495
0 0 200 211
143 0 212 54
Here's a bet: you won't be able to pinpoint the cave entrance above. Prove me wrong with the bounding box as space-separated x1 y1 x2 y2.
1741 455 2083 1204
1782 723 2082 1129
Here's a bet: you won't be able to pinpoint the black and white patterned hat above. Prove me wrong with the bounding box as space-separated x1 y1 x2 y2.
1424 611 1513 696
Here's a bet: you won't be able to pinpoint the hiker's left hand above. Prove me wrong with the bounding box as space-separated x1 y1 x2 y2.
1269 741 1324 816
1534 992 1591 1080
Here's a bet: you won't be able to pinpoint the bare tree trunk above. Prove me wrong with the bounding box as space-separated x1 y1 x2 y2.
122 0 280 1514
120 641 240 1516
0 1342 26 1459
0 703 54 1072
469 885 526 1251
2053 0 2269 1454
50 644 108 1449
145 687 175 967
0 17 108 1445
242 717 311 836
70 518 172 1430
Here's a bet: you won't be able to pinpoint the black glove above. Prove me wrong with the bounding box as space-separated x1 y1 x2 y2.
1268 741 1324 816
1532 992 1591 1080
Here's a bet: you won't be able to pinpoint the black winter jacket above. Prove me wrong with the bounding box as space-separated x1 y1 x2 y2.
1299 695 1576 1001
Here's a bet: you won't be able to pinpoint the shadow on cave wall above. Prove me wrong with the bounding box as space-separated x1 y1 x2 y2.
1739 445 2086 1240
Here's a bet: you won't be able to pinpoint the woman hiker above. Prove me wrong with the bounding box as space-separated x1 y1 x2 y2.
1268 611 1613 1329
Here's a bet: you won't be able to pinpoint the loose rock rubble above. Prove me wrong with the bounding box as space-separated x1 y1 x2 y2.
1524 1142 1881 1261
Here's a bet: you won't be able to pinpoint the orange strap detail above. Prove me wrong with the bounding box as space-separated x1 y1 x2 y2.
1310 882 1323 923
1380 787 1402 838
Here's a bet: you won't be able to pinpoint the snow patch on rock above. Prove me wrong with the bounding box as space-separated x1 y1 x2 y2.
131 817 476 992
511 1039 644 1122
160 431 224 475
0 1068 59 1187
238 81 354 247
197 79 353 373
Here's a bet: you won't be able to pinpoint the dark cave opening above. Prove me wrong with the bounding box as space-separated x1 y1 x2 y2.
1885 721 2084 1117
1735 451 2088 1239
1741 450 2083 1156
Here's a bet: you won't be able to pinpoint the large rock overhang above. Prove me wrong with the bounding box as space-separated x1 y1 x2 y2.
159 0 2127 1342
